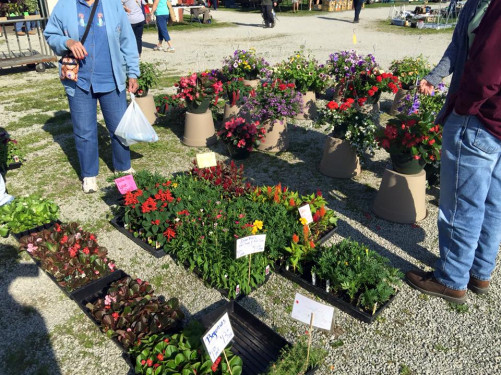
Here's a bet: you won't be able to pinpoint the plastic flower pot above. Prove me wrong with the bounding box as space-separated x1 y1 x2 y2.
295 91 317 120
257 118 288 153
186 99 210 114
242 79 259 89
226 144 250 160
390 152 426 175
223 103 241 122
182 109 217 147
318 136 361 178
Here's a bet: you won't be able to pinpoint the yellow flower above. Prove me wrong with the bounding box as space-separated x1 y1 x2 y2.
253 220 263 230
173 183 178 188
299 217 308 225
251 227 258 235
345 261 349 266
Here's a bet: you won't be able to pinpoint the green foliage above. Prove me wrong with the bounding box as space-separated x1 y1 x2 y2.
0 132 25 168
0 194 59 237
137 62 161 94
129 321 242 375
313 239 403 313
447 302 469 313
18 222 116 292
263 335 327 375
389 55 431 89
88 276 184 350
273 50 329 94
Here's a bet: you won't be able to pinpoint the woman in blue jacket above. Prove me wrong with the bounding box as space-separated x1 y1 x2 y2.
44 0 140 193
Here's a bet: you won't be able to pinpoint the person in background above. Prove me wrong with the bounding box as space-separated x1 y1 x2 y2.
292 0 299 13
406 0 501 304
122 0 146 57
353 0 363 23
192 0 211 24
308 0 319 11
15 21 37 36
44 0 139 194
261 0 276 28
152 0 175 52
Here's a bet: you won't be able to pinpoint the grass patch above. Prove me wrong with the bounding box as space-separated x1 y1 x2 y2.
7 113 53 131
399 364 416 375
373 19 455 35
447 301 469 314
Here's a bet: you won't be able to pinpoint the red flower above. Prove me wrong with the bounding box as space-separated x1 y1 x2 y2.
112 312 119 320
163 338 170 343
89 234 96 241
163 227 176 241
141 197 158 213
278 83 287 91
326 101 338 110
82 247 90 255
157 353 164 361
292 234 299 243
141 360 146 365
413 155 421 160
289 198 295 207
309 240 316 248
146 359 153 367
153 364 160 369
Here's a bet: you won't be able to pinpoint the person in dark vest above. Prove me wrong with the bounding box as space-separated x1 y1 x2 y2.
353 0 363 23
261 0 276 28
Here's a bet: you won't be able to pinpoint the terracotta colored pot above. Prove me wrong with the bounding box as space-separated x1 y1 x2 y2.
182 109 217 147
134 93 157 125
257 118 288 153
295 91 317 120
318 137 361 178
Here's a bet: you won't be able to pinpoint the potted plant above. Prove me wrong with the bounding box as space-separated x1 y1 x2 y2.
18 222 117 292
376 112 442 175
317 98 378 178
155 93 186 125
311 239 403 316
222 77 252 121
240 80 303 152
87 276 184 350
217 116 265 159
175 71 223 147
136 61 160 97
129 321 242 375
275 50 329 120
0 194 59 237
221 48 270 87
0 132 25 171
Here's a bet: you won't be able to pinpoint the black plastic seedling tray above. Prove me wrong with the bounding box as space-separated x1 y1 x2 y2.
110 217 166 258
279 267 398 324
199 300 289 375
316 226 337 246
12 220 60 241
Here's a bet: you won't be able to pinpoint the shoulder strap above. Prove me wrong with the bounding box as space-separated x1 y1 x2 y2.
81 0 100 45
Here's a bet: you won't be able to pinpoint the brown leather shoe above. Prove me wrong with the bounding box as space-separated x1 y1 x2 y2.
16 31 26 36
28 30 37 35
468 276 490 295
406 270 467 304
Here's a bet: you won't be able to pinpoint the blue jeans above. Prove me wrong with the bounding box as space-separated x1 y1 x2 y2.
156 14 170 42
67 86 131 178
434 112 501 290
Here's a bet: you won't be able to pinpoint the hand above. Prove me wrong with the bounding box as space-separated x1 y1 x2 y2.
128 78 139 93
418 79 435 96
66 39 87 60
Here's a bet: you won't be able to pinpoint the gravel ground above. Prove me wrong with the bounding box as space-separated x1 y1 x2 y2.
1 5 501 375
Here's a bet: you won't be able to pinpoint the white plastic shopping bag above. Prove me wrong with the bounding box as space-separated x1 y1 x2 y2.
115 93 159 147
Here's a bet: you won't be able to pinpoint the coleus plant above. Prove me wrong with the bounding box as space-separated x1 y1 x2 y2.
0 194 59 237
18 222 116 292
129 321 243 375
88 276 184 350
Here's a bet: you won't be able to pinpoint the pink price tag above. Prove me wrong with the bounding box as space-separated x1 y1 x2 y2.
114 175 138 195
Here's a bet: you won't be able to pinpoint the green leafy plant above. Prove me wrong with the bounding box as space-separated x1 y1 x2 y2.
317 98 379 157
18 222 116 291
137 62 160 96
217 116 265 151
274 50 329 94
312 239 403 314
88 276 184 350
129 321 242 375
389 55 431 89
223 77 253 106
0 131 25 168
0 194 59 237
263 335 327 375
175 71 223 112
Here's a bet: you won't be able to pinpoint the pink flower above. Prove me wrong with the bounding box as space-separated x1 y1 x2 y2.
26 243 38 253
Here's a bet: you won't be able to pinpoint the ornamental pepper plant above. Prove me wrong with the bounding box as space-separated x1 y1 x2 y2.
18 222 116 292
88 276 184 350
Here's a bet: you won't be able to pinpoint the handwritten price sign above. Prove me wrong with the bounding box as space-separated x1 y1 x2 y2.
291 293 334 331
235 234 266 259
202 312 235 363
196 152 217 169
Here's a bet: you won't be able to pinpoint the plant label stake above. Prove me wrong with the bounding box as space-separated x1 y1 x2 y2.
236 234 266 288
196 152 217 169
291 293 334 331
298 204 314 224
202 312 235 372
114 174 137 195
306 312 314 369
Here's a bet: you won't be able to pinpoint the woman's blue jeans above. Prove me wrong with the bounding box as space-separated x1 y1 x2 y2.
156 14 171 42
434 111 501 290
67 86 131 178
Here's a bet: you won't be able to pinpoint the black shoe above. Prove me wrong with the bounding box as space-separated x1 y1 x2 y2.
270 22 275 28
354 19 359 23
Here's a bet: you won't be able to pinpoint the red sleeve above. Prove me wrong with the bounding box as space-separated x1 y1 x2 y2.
454 1 501 115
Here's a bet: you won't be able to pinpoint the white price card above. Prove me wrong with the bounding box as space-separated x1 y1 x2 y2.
235 234 266 259
298 204 313 224
202 312 235 363
291 293 334 331
196 152 217 169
